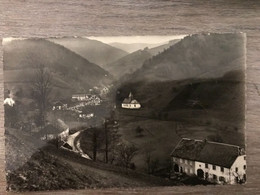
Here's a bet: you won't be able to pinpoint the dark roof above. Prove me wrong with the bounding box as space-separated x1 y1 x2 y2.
122 92 140 104
122 97 132 104
171 138 245 168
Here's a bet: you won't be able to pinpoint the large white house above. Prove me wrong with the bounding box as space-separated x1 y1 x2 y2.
171 138 246 184
121 92 141 109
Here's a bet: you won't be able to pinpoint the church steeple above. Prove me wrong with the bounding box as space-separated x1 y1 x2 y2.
129 92 133 99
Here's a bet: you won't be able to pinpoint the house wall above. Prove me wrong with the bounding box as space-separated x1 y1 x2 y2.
173 155 246 184
172 157 195 175
230 155 246 184
122 103 141 109
194 161 231 184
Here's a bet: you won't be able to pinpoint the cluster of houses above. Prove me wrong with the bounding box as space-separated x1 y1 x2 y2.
170 138 246 184
79 113 94 119
52 101 68 111
72 94 102 105
52 93 102 120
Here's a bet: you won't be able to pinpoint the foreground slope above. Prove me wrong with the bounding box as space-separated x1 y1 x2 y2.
6 129 177 191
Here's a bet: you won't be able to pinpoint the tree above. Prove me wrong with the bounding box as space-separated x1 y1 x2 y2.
145 151 159 174
103 114 120 164
116 143 138 168
32 64 52 128
91 127 102 161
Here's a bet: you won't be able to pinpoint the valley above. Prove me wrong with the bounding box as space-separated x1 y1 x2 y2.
3 33 246 191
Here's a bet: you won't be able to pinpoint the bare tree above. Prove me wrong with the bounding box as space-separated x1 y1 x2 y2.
32 64 52 128
103 115 120 163
91 127 102 161
116 143 138 168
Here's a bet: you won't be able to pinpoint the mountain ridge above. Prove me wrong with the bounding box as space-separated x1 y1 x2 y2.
48 37 128 69
4 39 114 99
124 33 245 83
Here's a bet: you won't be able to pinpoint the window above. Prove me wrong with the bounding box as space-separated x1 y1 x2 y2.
221 167 224 172
205 163 208 168
244 165 246 170
213 174 217 180
205 172 209 179
180 159 183 163
185 160 188 164
243 174 247 181
189 161 192 165
213 165 216 170
244 156 246 160
235 167 238 172
219 176 226 182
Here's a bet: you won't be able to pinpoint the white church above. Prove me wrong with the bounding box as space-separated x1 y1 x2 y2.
121 92 141 109
171 138 246 184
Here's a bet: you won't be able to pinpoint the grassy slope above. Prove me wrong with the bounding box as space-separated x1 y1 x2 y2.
6 129 177 191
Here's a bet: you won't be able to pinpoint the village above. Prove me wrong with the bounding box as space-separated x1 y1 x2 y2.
46 90 247 185
4 86 247 185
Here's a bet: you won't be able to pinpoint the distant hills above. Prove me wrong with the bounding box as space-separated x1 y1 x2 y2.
49 37 128 69
108 39 180 79
4 39 113 100
107 48 153 78
126 33 245 83
110 42 166 53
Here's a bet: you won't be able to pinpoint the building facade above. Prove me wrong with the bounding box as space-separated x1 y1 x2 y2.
121 92 141 109
171 138 246 184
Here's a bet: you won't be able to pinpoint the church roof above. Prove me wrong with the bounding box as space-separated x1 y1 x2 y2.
122 92 140 104
122 97 132 104
171 138 245 168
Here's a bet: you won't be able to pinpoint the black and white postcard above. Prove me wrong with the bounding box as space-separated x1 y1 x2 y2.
3 33 246 191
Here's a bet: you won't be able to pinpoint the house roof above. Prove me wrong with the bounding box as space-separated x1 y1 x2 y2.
122 98 140 104
122 92 140 104
122 98 132 104
171 138 245 168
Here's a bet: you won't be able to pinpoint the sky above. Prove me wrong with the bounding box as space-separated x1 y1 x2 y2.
3 35 187 46
86 35 186 44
